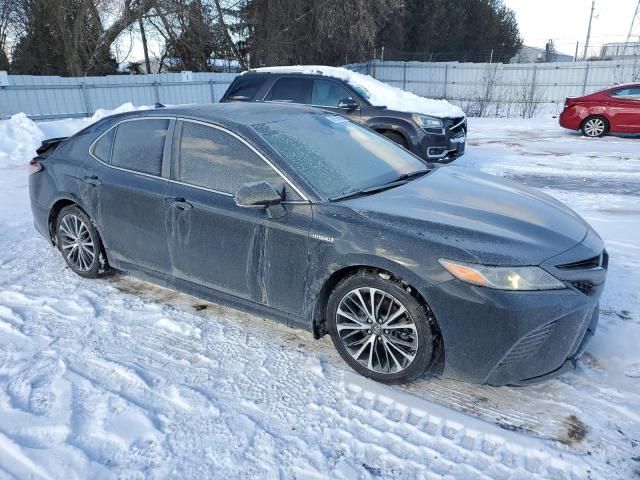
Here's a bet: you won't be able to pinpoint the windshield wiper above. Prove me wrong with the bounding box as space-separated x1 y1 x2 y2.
329 169 430 202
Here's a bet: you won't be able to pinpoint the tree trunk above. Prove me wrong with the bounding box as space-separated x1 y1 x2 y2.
212 0 247 70
139 17 152 73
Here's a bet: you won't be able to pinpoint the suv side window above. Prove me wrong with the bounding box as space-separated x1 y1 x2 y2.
225 75 266 101
111 119 169 176
610 87 640 100
266 78 313 104
312 79 354 107
177 121 287 196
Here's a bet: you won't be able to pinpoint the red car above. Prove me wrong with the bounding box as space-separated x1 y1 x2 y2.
559 84 640 137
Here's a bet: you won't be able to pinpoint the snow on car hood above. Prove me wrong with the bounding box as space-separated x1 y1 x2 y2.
250 65 465 119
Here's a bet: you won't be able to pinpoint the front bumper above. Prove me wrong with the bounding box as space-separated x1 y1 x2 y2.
423 235 606 386
415 118 467 163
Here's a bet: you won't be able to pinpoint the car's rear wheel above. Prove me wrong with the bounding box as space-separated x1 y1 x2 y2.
56 205 104 278
581 115 609 138
327 272 438 384
382 131 408 149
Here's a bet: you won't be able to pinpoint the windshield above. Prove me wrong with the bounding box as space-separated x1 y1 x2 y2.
252 114 427 199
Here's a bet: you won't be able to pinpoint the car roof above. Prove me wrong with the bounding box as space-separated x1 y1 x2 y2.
103 102 327 129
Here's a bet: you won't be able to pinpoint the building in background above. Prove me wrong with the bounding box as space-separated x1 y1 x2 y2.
510 44 574 64
600 42 640 60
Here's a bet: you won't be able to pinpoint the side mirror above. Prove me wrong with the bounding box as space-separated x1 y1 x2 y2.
234 181 286 219
337 98 358 111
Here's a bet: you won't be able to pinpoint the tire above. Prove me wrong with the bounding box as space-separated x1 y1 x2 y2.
327 272 438 384
382 131 408 149
56 205 104 278
581 115 609 138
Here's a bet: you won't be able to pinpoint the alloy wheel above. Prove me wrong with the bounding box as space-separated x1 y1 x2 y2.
336 287 418 374
58 213 95 272
583 118 606 137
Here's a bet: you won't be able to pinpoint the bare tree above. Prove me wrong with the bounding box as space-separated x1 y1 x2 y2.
8 0 153 76
243 0 403 67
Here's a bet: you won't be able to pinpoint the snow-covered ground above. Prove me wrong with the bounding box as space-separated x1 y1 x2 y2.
0 109 638 479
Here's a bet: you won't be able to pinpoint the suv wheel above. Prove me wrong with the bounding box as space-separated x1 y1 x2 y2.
56 205 104 278
327 272 438 384
581 115 609 138
382 131 408 149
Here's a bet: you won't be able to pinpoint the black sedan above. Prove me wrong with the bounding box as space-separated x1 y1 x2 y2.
29 103 607 385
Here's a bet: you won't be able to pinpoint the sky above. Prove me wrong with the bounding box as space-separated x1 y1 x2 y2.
503 0 639 56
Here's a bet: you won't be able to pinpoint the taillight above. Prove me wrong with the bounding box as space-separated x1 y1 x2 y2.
29 158 43 175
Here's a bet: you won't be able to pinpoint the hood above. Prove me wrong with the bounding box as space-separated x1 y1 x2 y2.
343 166 589 266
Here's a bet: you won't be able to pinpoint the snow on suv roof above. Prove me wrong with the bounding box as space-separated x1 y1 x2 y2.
250 65 465 119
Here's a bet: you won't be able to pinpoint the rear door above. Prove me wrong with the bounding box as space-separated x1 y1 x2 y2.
79 117 174 274
607 87 640 132
164 119 312 316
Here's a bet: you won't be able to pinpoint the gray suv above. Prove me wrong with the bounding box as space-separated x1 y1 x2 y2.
220 69 467 163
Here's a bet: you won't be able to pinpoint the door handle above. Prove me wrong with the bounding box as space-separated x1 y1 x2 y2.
82 175 101 186
165 197 193 210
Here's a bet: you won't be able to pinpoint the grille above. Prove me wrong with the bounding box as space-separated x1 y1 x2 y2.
499 321 557 367
446 117 466 134
570 281 596 295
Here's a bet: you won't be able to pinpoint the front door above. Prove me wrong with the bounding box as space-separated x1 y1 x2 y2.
311 78 361 120
165 120 312 316
608 87 640 132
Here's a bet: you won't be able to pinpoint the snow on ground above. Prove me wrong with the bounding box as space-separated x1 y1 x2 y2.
0 108 639 479
251 66 465 118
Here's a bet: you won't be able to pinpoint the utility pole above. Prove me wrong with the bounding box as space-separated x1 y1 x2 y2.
624 0 640 55
583 0 596 60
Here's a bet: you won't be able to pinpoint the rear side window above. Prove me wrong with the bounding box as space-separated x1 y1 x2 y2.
267 78 313 104
92 127 115 163
177 121 284 195
225 75 266 101
610 87 640 100
111 119 169 176
312 79 353 107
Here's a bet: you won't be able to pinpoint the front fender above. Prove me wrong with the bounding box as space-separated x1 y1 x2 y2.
365 116 421 144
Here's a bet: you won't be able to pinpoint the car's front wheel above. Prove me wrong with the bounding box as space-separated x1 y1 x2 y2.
327 272 438 384
581 115 609 138
56 205 104 278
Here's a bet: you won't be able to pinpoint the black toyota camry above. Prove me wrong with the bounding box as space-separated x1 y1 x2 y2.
29 103 607 386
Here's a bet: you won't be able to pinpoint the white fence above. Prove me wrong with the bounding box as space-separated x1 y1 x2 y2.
1 58 639 120
0 72 239 120
349 58 640 117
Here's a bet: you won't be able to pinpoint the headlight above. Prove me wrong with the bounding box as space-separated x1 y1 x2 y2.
412 114 443 130
438 259 566 291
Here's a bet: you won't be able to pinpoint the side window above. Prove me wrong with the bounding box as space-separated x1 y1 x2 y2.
267 78 313 104
312 79 353 107
92 127 115 163
177 122 286 196
111 119 169 176
225 75 266 101
610 88 640 100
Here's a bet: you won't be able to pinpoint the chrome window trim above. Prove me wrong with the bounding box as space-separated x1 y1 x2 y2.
88 116 310 203
177 118 309 202
88 116 176 180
